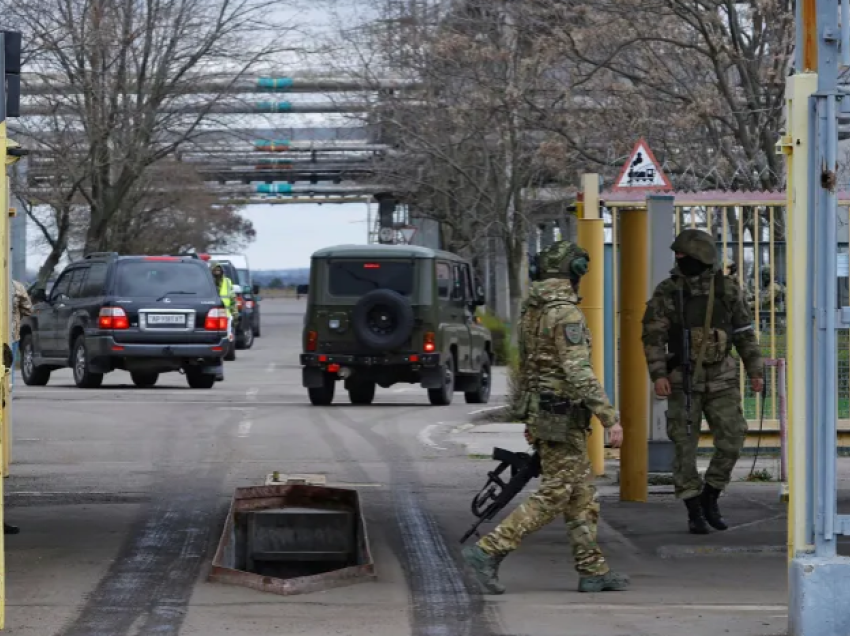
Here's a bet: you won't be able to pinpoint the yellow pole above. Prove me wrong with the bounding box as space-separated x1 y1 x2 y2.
1 172 9 478
578 174 606 476
780 72 818 563
0 116 8 630
618 207 649 501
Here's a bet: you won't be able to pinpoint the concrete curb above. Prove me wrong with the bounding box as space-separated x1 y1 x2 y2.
656 545 784 559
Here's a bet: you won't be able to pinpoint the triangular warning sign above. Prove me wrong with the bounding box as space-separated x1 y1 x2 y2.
612 139 672 191
399 227 417 243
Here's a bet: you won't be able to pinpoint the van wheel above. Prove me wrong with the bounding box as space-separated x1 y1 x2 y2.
465 360 491 404
428 357 455 406
20 334 50 386
309 373 336 406
236 324 254 350
72 336 104 389
131 372 159 388
348 381 376 405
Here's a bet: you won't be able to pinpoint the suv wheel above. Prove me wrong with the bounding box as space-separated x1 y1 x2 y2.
20 334 50 386
186 368 216 389
465 360 492 404
72 335 104 389
236 324 254 350
308 372 336 406
131 372 159 388
348 380 376 405
428 356 455 406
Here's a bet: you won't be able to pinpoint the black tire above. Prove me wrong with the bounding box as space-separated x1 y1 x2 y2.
428 356 455 406
236 323 255 350
131 372 159 388
348 381 376 405
309 373 336 406
72 335 104 389
20 334 50 386
254 312 261 338
465 360 492 404
352 289 414 352
186 368 216 389
224 338 236 361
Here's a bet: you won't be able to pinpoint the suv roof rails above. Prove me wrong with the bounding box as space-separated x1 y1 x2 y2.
84 251 119 260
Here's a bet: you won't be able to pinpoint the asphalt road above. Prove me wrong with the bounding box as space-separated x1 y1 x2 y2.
2 298 790 636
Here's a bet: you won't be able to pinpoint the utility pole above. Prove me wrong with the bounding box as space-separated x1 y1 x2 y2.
0 29 24 628
786 0 850 632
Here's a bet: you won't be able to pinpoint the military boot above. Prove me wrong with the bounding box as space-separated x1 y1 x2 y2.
461 545 506 594
700 484 728 530
578 571 630 593
685 496 710 534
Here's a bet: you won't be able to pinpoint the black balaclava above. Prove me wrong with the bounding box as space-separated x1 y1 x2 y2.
677 255 711 277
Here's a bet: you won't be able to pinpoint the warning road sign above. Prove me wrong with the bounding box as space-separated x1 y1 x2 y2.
612 139 672 191
399 226 417 244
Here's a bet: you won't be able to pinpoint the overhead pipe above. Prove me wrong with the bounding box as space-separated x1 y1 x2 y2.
28 167 377 183
28 183 394 196
20 100 372 116
20 74 420 96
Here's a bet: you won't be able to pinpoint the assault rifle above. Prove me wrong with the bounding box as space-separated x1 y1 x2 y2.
460 447 542 544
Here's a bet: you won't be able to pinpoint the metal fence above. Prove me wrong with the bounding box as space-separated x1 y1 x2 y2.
599 191 850 431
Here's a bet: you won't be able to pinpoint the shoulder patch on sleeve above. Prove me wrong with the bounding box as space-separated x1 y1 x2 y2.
564 322 583 345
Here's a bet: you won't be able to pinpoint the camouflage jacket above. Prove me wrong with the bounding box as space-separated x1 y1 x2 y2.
642 267 763 392
519 279 616 428
748 281 785 310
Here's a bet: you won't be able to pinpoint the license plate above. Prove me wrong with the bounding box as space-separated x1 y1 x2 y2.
147 314 186 325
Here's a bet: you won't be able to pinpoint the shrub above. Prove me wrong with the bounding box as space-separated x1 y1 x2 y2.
477 310 513 366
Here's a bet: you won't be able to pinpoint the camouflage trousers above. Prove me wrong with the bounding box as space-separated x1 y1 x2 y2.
666 387 747 500
477 431 609 576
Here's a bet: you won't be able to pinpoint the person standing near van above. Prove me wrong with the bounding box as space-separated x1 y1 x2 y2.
10 279 32 392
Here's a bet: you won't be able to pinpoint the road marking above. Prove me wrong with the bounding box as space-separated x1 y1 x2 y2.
217 406 257 411
246 387 259 400
522 603 786 612
417 424 447 450
237 421 252 437
467 405 505 415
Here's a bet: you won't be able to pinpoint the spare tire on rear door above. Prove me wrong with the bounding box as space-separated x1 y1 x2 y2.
352 288 415 352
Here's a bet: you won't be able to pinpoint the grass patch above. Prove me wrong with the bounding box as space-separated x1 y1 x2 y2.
744 468 774 482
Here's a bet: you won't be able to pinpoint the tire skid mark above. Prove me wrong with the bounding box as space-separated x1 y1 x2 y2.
58 417 237 636
311 407 498 636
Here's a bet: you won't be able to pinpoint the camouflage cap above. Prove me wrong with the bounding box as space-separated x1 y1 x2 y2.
209 260 223 271
538 241 591 278
670 229 717 266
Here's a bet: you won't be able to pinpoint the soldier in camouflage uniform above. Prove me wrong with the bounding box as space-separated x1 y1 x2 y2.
642 229 764 534
462 241 629 595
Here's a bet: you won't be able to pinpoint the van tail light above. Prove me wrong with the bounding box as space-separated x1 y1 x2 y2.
307 330 318 351
99 307 129 330
423 332 436 352
236 295 244 310
204 307 229 331
246 299 255 309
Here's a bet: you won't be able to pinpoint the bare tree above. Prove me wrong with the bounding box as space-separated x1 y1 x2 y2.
7 0 300 278
325 0 576 326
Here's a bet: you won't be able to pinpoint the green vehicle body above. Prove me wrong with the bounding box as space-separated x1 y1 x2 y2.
300 244 493 406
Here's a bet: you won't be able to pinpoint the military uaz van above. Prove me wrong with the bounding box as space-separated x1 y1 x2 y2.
300 244 493 406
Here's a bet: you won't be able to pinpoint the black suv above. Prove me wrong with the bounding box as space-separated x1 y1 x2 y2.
21 253 230 389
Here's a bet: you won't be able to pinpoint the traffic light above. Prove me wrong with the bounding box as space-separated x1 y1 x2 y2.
3 31 21 118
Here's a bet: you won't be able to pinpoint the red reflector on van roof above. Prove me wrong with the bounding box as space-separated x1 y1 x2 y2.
363 263 380 269
145 256 179 261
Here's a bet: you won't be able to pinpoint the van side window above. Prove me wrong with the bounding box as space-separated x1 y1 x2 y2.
436 262 452 299
451 264 466 301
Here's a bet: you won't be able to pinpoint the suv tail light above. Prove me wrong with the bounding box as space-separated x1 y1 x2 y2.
423 332 436 352
205 307 229 331
99 307 129 330
236 295 244 311
306 330 318 351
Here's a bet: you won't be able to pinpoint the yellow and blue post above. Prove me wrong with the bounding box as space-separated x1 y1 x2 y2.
577 174 606 476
